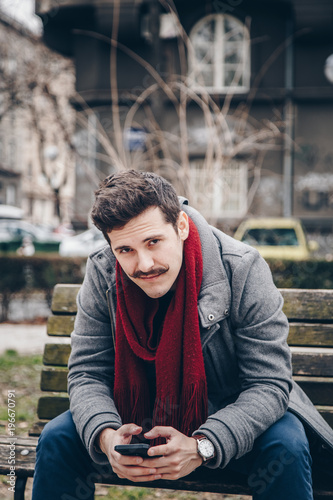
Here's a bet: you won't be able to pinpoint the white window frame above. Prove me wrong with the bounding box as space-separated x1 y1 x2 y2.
6 184 17 206
189 159 248 218
188 14 250 93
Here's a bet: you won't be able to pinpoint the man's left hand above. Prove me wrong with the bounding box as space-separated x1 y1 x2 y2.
142 426 203 480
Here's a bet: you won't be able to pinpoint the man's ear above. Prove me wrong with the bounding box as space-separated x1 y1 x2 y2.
177 211 189 241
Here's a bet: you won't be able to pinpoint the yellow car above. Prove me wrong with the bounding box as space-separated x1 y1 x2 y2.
234 218 319 260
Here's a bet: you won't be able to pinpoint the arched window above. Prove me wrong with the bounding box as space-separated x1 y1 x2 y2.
188 14 250 93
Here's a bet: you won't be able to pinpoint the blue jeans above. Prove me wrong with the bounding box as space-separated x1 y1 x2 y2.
32 410 313 500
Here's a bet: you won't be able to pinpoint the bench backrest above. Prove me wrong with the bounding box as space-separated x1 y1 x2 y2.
29 285 333 436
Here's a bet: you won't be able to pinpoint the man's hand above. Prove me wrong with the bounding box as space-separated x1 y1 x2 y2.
98 424 162 482
143 426 203 480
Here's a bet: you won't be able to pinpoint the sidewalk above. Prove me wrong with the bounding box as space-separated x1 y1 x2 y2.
0 323 70 355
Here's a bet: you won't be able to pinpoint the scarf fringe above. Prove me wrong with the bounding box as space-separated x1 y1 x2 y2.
180 381 208 436
115 384 151 430
152 381 208 437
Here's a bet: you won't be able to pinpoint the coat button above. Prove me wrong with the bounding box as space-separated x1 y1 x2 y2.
208 314 215 321
224 308 229 316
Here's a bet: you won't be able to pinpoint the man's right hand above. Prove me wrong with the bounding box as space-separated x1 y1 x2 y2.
98 424 162 482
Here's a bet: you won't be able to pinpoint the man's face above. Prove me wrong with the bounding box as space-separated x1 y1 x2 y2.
108 207 189 299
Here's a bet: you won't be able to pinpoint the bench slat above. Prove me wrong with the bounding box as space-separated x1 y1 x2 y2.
92 468 251 496
51 284 80 314
40 367 68 392
39 372 333 398
37 396 69 420
49 287 333 322
40 337 333 369
45 319 333 346
42 323 333 367
40 367 333 408
280 289 333 321
315 406 333 429
288 323 333 347
0 436 38 476
29 420 48 436
294 376 333 406
47 314 75 337
291 349 333 377
43 344 71 366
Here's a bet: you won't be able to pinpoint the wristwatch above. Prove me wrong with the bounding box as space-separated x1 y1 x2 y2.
193 434 216 462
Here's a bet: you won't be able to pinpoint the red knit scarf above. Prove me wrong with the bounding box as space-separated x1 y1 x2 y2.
113 218 208 437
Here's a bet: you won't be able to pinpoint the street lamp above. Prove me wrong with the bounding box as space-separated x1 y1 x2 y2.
43 145 62 220
324 54 333 84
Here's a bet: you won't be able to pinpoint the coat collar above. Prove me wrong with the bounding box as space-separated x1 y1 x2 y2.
179 198 231 329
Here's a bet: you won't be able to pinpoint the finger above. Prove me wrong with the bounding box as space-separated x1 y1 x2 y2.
140 456 167 468
118 424 142 438
150 466 176 476
117 465 157 476
119 472 162 482
147 444 169 458
158 472 181 480
144 426 175 440
114 465 161 482
115 455 144 467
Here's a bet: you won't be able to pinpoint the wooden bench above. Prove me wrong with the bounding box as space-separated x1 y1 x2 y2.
1 285 333 499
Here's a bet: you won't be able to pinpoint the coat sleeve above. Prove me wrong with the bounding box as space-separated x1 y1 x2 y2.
194 250 293 469
67 254 122 464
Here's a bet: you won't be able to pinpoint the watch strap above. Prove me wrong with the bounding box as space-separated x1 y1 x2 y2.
193 434 208 441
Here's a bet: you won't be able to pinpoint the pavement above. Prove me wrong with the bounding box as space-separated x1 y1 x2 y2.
0 323 70 355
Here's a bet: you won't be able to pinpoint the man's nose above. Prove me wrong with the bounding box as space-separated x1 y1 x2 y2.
137 251 154 273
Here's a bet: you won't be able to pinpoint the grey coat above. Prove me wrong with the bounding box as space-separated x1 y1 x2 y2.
68 199 333 468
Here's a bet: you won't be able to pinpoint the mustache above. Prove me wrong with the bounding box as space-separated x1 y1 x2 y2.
130 267 169 279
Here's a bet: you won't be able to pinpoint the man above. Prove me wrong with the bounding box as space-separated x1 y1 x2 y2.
32 170 333 500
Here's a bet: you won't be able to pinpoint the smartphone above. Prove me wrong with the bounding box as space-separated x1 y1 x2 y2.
115 443 151 458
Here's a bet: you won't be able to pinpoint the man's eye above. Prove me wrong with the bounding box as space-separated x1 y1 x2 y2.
120 248 131 254
149 239 160 246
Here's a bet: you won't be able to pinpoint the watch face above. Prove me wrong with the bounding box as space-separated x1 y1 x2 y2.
198 438 215 459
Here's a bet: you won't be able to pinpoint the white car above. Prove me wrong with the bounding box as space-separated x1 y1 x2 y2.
59 228 106 257
0 219 61 253
0 204 24 219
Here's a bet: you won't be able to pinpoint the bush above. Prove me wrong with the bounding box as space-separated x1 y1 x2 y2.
0 255 86 322
267 259 333 289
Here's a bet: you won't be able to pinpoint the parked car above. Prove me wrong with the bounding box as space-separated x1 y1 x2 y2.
234 217 319 260
59 228 106 257
0 219 60 254
0 204 24 219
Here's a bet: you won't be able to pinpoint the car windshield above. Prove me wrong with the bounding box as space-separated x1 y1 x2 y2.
242 228 299 246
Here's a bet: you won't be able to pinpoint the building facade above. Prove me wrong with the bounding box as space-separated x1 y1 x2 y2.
35 0 333 244
0 11 76 227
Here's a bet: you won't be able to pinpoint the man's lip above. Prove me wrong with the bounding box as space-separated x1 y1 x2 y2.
136 271 166 280
138 273 163 280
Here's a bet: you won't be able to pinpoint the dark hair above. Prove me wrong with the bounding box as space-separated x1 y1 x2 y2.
91 170 181 242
